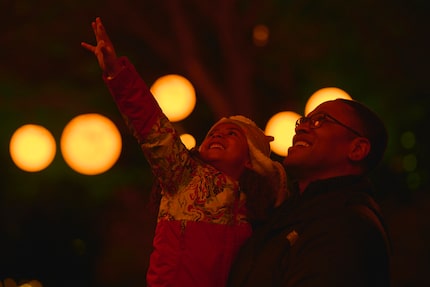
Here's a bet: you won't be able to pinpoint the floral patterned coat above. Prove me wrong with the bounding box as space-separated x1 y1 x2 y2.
105 57 252 287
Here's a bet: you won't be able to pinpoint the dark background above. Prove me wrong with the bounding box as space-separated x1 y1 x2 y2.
1 1 429 286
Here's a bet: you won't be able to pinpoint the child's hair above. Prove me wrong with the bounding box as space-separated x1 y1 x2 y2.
240 169 278 226
148 180 162 218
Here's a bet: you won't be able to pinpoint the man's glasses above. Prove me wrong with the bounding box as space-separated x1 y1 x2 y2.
296 113 363 137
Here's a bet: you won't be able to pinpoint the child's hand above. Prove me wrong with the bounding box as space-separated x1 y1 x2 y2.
81 17 122 77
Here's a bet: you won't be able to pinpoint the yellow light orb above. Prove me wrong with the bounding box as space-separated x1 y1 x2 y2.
253 24 269 46
61 113 122 175
3 278 17 287
20 280 43 287
9 124 56 172
265 111 301 156
304 87 352 115
150 74 196 122
180 133 196 150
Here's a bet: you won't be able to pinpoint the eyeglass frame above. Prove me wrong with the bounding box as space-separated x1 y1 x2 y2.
295 113 363 137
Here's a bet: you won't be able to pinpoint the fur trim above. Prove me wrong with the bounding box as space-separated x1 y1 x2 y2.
207 115 289 205
248 140 288 206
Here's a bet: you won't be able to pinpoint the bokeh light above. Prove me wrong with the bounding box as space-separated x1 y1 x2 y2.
3 278 18 287
253 24 269 46
19 280 43 287
150 74 196 122
9 124 56 172
60 113 122 175
304 87 352 115
400 131 416 149
180 133 196 150
407 172 421 190
403 154 417 172
265 111 301 156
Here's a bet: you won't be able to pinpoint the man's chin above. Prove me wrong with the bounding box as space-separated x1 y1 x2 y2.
283 153 301 169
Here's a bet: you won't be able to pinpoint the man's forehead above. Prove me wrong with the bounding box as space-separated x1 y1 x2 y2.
310 100 351 116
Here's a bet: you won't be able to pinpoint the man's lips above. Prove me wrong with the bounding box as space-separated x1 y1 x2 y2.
293 140 310 147
288 139 310 155
291 134 312 149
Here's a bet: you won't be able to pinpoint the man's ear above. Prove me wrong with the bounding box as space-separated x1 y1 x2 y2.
349 137 371 162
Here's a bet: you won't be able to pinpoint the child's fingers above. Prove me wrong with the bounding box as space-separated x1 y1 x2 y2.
81 42 95 53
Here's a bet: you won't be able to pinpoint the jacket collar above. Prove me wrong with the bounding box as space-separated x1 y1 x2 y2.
298 175 374 200
270 175 375 229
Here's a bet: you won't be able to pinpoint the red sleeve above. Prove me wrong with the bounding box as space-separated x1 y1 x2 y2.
103 56 163 142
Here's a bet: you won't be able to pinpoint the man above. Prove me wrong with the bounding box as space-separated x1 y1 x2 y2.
227 98 391 287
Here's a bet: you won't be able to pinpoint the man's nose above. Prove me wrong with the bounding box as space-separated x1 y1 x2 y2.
295 122 310 133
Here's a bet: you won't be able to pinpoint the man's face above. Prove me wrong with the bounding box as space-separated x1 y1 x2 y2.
283 100 362 180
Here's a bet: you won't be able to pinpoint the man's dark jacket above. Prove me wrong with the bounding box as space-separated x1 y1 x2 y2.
227 175 391 287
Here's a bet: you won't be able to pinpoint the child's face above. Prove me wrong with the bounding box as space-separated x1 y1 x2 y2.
199 122 251 179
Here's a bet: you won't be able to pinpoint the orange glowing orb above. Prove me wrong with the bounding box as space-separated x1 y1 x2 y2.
150 74 196 122
253 24 269 46
265 111 301 156
61 113 122 175
305 87 352 115
180 133 196 150
9 124 57 172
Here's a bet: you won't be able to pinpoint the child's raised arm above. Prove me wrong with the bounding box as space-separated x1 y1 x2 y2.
81 17 123 78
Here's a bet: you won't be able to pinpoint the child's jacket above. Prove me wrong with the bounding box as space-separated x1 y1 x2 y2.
105 57 252 287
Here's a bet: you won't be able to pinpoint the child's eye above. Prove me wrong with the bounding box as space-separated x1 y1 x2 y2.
228 131 238 136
